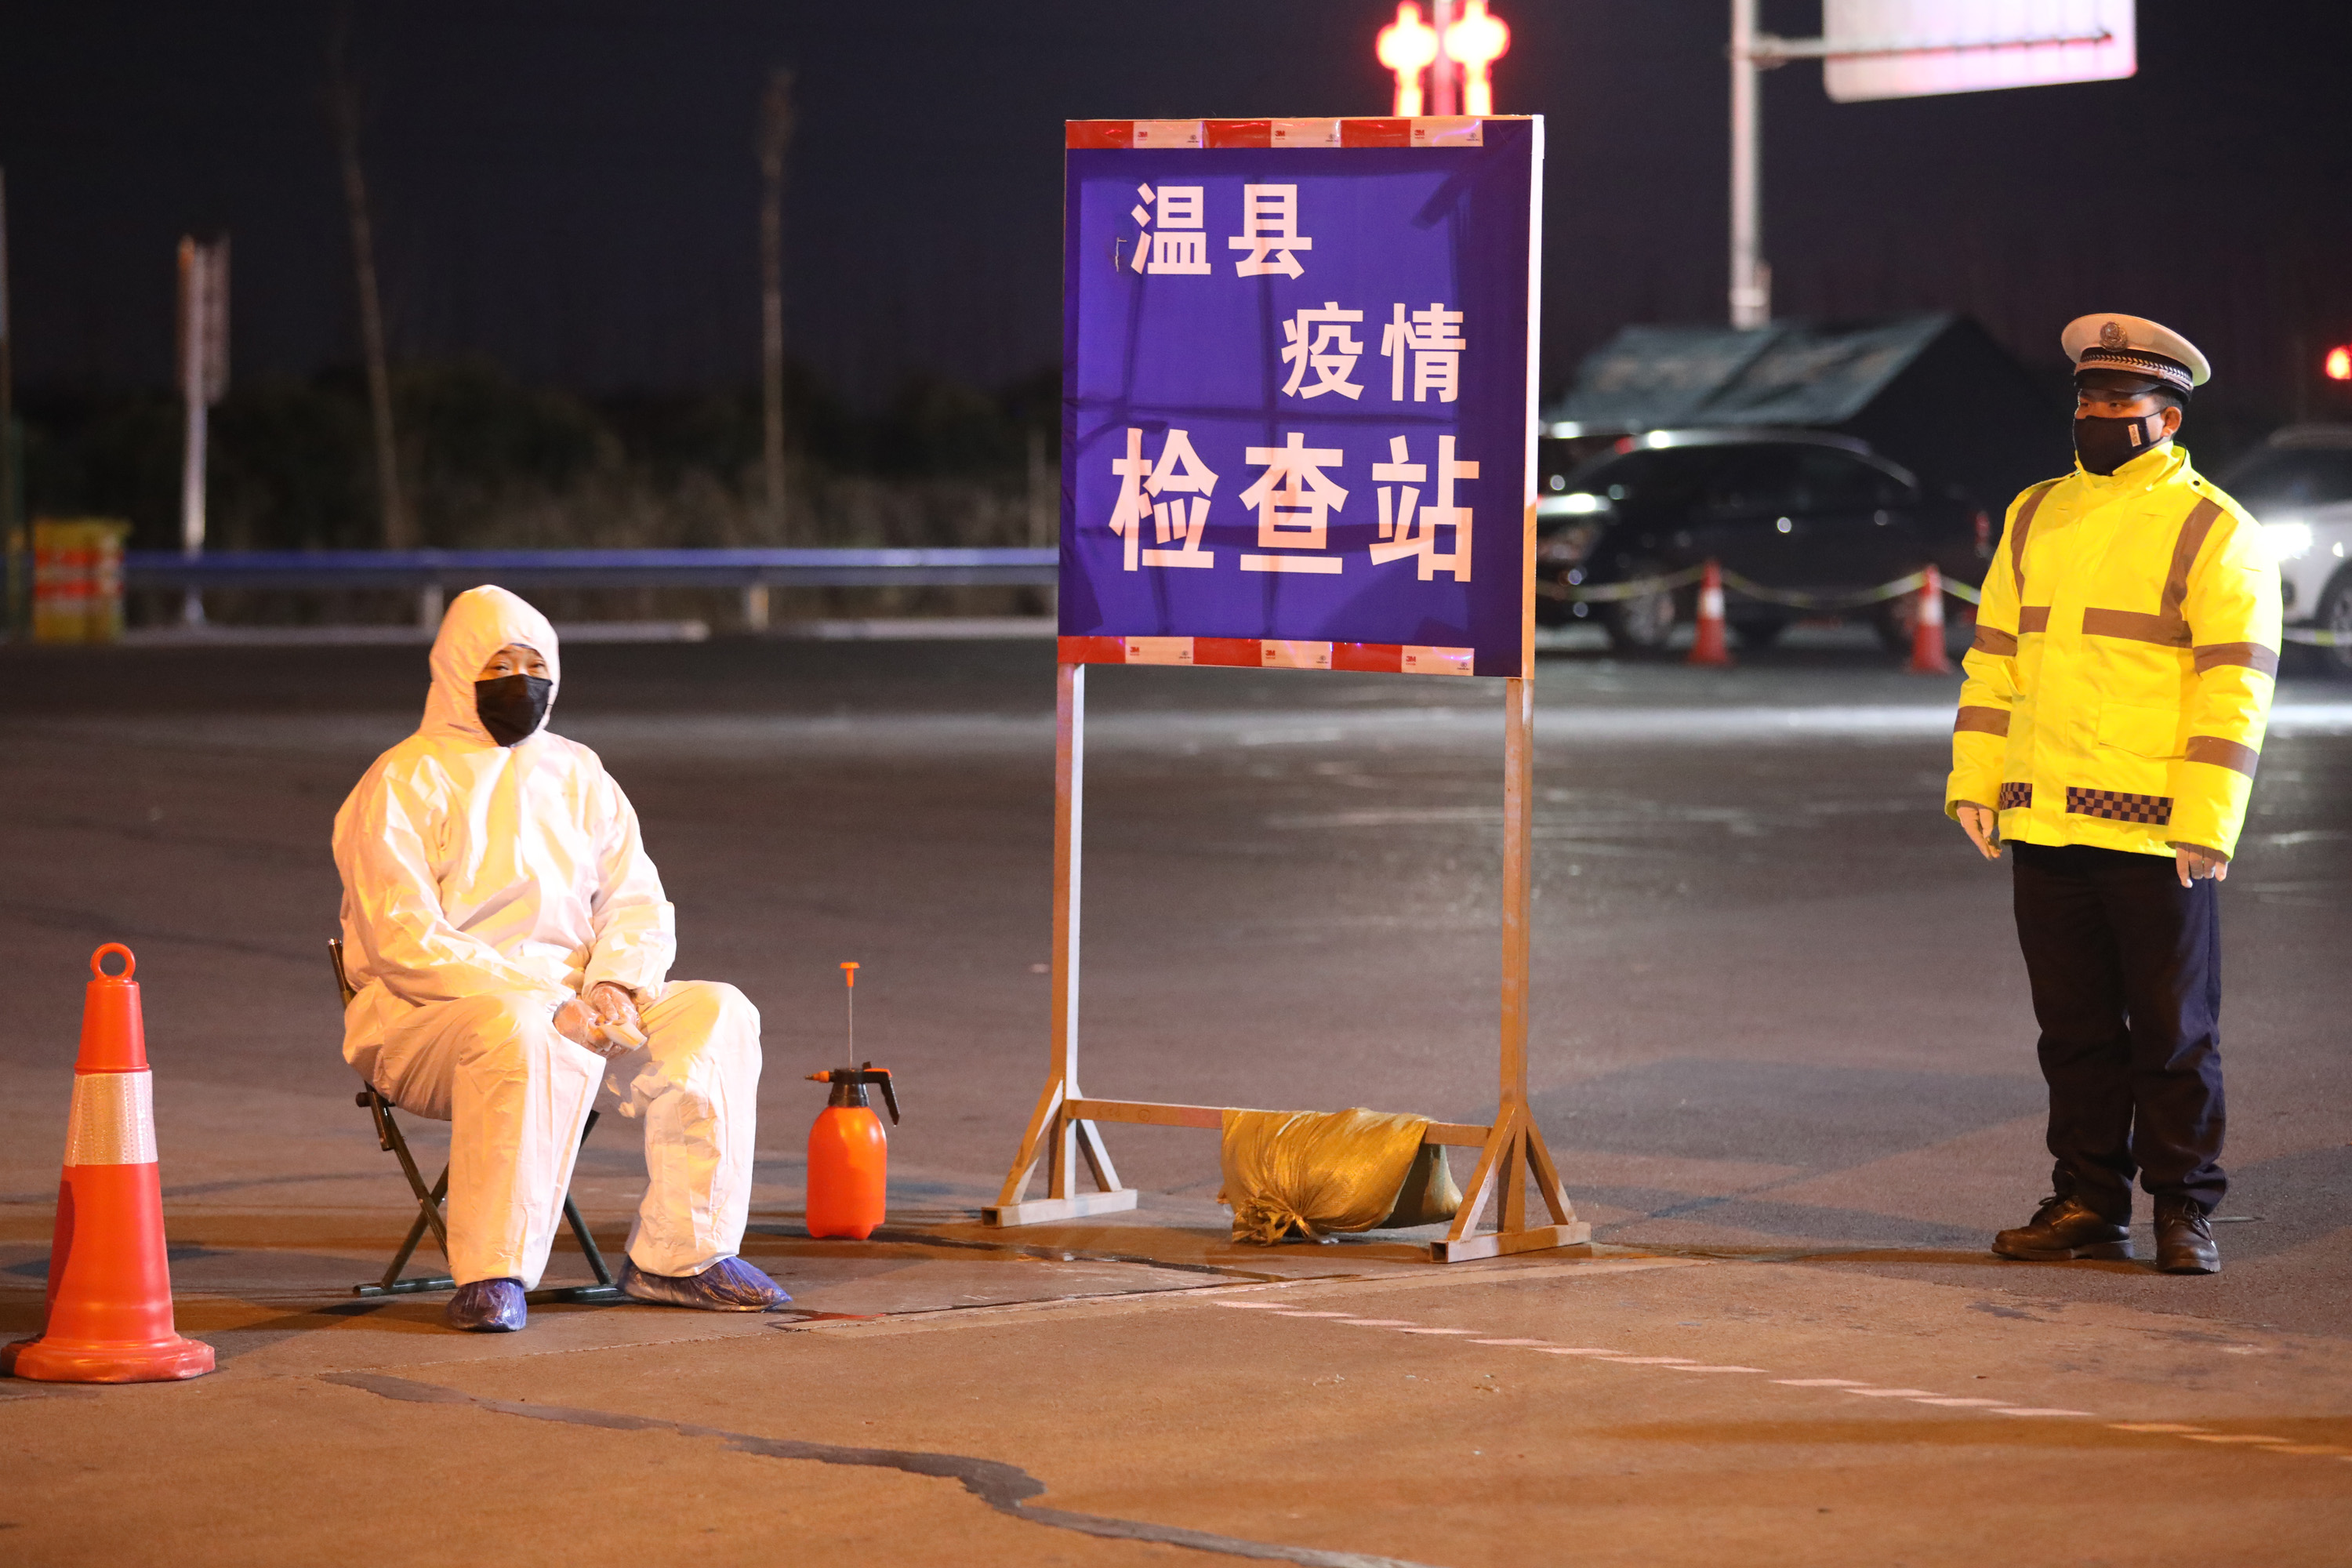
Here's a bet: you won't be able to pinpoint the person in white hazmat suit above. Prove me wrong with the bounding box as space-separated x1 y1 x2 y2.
332 586 787 1331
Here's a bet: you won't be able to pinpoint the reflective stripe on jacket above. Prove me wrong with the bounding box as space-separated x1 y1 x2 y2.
1947 442 2281 859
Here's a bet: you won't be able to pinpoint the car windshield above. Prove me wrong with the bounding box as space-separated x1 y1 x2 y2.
1564 442 1909 512
2220 445 2352 514
1562 446 1743 509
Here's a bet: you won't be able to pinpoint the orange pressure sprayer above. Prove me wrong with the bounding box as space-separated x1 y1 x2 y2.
804 962 900 1240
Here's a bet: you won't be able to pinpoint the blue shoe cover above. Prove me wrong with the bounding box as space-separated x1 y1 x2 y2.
619 1255 789 1311
445 1277 528 1332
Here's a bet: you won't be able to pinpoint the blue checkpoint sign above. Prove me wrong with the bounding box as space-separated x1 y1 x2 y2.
1058 117 1542 679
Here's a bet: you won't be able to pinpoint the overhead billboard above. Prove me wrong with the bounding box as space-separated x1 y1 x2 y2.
1824 0 2135 103
1058 117 1541 679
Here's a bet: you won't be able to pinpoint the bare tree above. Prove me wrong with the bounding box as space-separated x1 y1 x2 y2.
329 4 411 550
757 67 795 541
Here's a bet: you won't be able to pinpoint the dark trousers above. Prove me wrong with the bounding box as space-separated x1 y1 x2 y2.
2011 842 2226 1216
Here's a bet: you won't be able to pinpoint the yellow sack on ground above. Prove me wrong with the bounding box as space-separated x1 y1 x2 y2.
1218 1109 1454 1243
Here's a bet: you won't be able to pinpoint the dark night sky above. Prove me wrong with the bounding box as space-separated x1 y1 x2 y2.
4 2 2349 411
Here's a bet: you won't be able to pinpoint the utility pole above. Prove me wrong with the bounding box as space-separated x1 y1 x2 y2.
330 5 411 554
176 236 229 625
1728 0 1769 328
757 67 795 548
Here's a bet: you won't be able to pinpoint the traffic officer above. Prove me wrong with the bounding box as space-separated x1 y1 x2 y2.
1947 314 2280 1276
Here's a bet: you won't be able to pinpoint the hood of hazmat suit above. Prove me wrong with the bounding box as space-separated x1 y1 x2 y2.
332 586 676 1080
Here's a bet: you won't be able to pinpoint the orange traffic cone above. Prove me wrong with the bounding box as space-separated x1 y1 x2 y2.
2 946 213 1382
1908 565 1952 675
1687 558 1732 667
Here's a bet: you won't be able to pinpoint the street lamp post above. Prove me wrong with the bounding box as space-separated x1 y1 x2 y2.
1377 1 1509 119
175 236 228 626
1445 0 1512 118
1726 1 2132 331
1729 0 1769 328
1377 4 1439 118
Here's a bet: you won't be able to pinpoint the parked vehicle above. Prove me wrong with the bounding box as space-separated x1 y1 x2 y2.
1534 428 1989 655
2216 425 2352 677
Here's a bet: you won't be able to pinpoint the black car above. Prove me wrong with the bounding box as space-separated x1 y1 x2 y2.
1534 428 1991 654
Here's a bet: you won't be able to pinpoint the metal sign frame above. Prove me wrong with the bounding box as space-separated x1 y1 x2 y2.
983 116 1585 1262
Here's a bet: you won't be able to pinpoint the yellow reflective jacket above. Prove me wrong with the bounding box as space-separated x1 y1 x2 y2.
1947 442 2281 860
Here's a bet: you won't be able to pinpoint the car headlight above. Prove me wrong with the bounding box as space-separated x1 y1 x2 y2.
2263 521 2314 562
1537 522 1603 566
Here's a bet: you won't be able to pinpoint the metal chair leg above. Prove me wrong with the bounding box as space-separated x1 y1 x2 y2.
546 1108 623 1301
371 1167 453 1294
354 1090 619 1301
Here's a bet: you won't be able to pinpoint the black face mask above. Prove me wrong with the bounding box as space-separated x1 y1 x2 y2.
474 675 553 746
2074 412 2170 476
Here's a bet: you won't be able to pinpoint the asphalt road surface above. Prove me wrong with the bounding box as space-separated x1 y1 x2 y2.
3 633 2347 1564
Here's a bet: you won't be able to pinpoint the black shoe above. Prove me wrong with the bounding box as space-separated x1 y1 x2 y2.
2154 1199 2220 1275
1992 1195 2132 1261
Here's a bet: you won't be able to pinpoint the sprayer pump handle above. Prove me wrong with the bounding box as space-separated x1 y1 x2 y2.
869 1065 901 1124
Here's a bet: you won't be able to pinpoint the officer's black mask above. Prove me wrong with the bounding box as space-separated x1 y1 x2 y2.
2073 411 2172 476
474 675 554 746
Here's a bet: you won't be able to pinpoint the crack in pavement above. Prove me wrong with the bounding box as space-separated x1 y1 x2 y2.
321 1370 1434 1568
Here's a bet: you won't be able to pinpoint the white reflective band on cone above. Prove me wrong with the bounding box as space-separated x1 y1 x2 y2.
63 1070 158 1167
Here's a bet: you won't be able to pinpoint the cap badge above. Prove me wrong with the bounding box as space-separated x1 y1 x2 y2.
2098 321 2128 350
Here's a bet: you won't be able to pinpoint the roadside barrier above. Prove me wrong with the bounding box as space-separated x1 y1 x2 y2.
123 546 1059 632
1908 565 1952 676
1539 563 1982 612
1 946 213 1384
32 519 132 644
1687 558 1732 667
1543 561 2352 660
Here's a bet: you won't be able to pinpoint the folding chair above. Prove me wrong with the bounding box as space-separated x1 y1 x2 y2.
331 939 622 1302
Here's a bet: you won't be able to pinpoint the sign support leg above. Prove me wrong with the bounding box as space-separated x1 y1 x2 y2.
985 661 1138 1225
1432 675 1589 1261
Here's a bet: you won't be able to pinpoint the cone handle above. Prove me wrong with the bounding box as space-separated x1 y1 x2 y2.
92 944 135 980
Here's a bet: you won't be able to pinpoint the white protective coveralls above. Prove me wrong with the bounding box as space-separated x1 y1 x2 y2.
332 586 759 1289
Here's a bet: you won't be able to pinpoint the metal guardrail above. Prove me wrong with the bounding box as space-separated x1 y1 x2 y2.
124 546 1059 631
124 546 1059 592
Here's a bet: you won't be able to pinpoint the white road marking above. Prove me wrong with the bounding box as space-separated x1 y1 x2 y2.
1201 1298 2330 1463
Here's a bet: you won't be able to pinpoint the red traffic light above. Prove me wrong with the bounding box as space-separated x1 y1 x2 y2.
2327 345 2352 383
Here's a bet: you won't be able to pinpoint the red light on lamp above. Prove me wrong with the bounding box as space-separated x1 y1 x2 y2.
2327 345 2352 382
1377 3 1441 118
1444 0 1511 117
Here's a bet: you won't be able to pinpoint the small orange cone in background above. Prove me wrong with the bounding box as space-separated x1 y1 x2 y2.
3 945 213 1382
1687 557 1733 667
1909 565 1953 675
